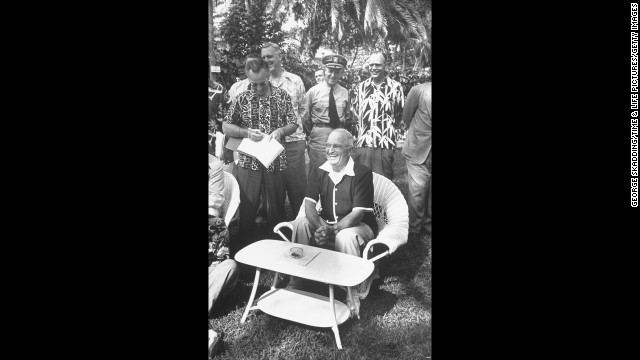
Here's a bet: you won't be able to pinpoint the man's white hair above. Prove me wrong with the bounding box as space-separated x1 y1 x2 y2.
330 128 355 148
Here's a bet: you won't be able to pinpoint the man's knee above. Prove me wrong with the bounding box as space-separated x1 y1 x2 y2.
212 259 238 278
335 228 360 248
292 216 312 229
291 216 315 245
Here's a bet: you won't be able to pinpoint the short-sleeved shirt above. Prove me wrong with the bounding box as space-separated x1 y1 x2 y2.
353 76 405 149
305 157 378 236
301 82 355 128
224 84 298 172
227 70 306 143
269 70 307 142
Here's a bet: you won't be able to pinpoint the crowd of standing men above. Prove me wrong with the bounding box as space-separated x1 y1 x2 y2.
208 41 432 357
209 42 432 245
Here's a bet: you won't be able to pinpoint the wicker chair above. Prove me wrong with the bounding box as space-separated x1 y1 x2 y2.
220 171 240 226
273 172 409 317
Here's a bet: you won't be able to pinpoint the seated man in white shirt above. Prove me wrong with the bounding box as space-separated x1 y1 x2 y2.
288 129 378 289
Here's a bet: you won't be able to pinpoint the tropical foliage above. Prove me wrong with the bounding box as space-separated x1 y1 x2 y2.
210 0 432 73
216 1 285 87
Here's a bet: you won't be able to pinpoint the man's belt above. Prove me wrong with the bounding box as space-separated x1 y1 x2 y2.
313 122 337 128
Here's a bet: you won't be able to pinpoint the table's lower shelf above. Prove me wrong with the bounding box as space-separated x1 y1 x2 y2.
257 288 350 328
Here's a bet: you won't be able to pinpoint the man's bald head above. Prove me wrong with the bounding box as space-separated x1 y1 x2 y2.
368 53 387 82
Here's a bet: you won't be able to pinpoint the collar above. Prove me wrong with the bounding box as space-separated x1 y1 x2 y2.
245 81 273 100
365 76 389 88
320 81 335 91
270 69 291 87
319 157 355 185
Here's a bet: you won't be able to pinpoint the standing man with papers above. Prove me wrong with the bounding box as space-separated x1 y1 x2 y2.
223 58 299 254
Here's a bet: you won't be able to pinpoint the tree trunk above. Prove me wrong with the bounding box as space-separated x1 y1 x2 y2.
351 45 359 68
402 45 406 72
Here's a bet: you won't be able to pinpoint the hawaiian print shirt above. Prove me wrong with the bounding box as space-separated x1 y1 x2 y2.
224 83 298 172
353 76 405 149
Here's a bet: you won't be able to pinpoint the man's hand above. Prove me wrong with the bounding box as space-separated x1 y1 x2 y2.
269 128 283 144
314 224 335 247
247 128 264 142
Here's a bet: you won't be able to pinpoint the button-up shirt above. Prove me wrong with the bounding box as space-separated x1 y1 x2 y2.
224 84 298 172
269 70 306 142
353 76 405 149
301 82 354 130
227 69 306 142
305 157 378 236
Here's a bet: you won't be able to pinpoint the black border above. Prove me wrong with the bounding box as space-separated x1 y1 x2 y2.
31 1 638 358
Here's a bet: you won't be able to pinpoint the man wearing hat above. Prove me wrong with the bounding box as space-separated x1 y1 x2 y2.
301 53 356 175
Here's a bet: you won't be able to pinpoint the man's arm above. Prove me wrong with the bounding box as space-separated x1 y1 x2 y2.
222 98 264 141
301 89 313 136
270 92 300 143
402 85 420 127
304 198 325 229
332 208 365 233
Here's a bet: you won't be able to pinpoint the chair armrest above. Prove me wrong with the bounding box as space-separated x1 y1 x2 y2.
273 222 293 242
363 239 390 262
363 225 408 261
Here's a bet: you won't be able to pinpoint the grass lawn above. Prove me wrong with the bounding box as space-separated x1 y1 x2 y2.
213 149 432 359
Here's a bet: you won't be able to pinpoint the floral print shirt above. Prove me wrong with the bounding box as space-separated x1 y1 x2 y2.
224 84 298 172
353 76 405 149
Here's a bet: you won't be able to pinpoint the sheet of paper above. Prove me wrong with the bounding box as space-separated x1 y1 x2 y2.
236 136 285 168
281 247 321 266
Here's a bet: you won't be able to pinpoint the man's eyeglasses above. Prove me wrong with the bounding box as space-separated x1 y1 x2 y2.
325 144 352 151
250 81 269 89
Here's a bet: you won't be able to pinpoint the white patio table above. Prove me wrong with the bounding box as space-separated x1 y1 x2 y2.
235 239 374 349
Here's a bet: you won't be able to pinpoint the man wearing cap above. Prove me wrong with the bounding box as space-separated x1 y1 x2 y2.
301 53 356 175
223 58 299 253
352 53 405 180
261 42 308 217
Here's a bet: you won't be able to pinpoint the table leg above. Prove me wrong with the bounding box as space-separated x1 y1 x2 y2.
241 267 261 323
271 271 279 290
328 285 343 349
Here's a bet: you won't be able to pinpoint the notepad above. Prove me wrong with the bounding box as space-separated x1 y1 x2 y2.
236 136 285 168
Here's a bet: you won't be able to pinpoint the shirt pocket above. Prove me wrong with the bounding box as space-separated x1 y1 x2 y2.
314 100 329 112
336 100 348 117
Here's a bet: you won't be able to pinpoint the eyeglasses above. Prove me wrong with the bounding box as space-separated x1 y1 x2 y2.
250 81 269 89
325 144 352 151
